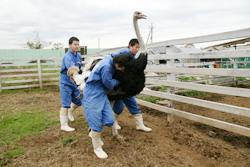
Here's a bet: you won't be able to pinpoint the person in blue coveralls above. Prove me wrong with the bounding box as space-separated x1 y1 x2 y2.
82 53 134 159
110 38 152 132
59 37 82 132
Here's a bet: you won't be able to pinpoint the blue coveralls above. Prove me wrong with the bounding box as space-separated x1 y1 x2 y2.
110 49 142 115
59 50 82 108
82 58 120 132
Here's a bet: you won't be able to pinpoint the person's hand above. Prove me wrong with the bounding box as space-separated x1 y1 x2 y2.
67 66 80 83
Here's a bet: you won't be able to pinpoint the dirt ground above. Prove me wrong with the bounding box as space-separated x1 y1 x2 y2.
1 86 250 167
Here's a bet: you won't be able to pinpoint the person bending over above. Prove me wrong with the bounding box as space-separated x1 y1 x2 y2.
82 54 133 159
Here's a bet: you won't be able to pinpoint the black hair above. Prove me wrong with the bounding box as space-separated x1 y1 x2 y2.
69 37 79 44
128 38 139 48
113 53 134 67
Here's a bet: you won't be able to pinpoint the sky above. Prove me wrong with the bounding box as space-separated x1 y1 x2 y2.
0 0 250 49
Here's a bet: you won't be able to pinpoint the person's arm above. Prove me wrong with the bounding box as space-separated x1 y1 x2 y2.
64 55 76 69
111 49 128 58
101 65 120 90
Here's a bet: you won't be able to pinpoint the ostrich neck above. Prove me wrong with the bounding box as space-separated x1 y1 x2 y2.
133 18 146 51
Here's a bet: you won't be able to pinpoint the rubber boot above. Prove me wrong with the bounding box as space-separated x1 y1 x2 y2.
68 103 78 122
89 129 104 146
60 107 75 132
91 130 108 159
134 113 152 132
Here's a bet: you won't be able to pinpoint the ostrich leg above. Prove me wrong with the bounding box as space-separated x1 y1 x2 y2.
110 100 123 139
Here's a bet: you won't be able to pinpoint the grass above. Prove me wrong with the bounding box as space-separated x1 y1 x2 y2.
179 90 207 96
4 147 24 157
0 90 59 165
138 96 164 103
179 76 197 82
0 112 58 145
237 77 247 82
158 86 168 91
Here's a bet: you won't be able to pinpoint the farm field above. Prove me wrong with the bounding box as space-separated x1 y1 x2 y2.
0 86 249 167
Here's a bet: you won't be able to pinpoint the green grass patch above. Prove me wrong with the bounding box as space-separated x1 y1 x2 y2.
179 76 197 81
0 147 24 165
138 96 164 103
158 86 168 91
0 112 58 145
4 147 24 156
237 77 247 82
179 90 207 96
0 109 58 165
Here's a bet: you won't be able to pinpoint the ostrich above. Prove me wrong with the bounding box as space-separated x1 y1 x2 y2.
69 11 148 138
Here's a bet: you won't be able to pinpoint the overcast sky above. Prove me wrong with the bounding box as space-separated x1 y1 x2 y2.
0 0 250 49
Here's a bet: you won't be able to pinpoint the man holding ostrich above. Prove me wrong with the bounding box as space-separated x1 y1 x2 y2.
110 38 152 132
81 54 134 159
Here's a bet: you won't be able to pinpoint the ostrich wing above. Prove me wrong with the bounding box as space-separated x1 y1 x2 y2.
107 52 148 101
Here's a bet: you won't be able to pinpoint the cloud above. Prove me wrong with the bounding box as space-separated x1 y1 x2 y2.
0 0 250 49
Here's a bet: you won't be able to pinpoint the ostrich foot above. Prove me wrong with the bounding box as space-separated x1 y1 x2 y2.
112 123 123 140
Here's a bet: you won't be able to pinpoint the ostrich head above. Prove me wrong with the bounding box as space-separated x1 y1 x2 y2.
133 11 147 20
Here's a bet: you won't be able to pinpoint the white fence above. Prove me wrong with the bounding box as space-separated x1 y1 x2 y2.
0 57 63 91
0 28 250 137
83 28 250 137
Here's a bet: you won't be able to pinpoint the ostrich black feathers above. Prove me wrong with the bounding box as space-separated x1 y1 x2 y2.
107 52 148 101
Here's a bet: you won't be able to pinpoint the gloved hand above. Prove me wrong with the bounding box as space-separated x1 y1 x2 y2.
67 66 80 83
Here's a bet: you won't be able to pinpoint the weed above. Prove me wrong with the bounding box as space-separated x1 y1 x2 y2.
179 76 197 82
179 90 207 96
138 96 164 103
237 77 247 82
158 86 168 91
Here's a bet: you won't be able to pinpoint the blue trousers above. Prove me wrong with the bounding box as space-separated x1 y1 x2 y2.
113 96 142 115
82 95 115 132
60 82 82 108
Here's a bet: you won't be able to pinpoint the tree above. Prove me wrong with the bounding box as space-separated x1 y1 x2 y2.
52 42 63 50
23 30 63 49
22 30 50 49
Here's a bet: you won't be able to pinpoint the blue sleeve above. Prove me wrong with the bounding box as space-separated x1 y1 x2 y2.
64 55 75 69
111 49 131 58
101 65 120 90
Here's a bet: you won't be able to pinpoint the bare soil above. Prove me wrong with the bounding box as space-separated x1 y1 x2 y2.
1 87 250 167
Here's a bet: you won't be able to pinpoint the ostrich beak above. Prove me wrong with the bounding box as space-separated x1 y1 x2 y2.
139 14 147 19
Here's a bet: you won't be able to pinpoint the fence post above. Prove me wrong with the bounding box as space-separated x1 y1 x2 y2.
166 59 175 123
37 58 43 89
0 77 2 93
233 58 238 86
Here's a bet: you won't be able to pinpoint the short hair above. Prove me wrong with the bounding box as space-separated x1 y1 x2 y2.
128 38 139 48
69 37 79 44
113 53 134 67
